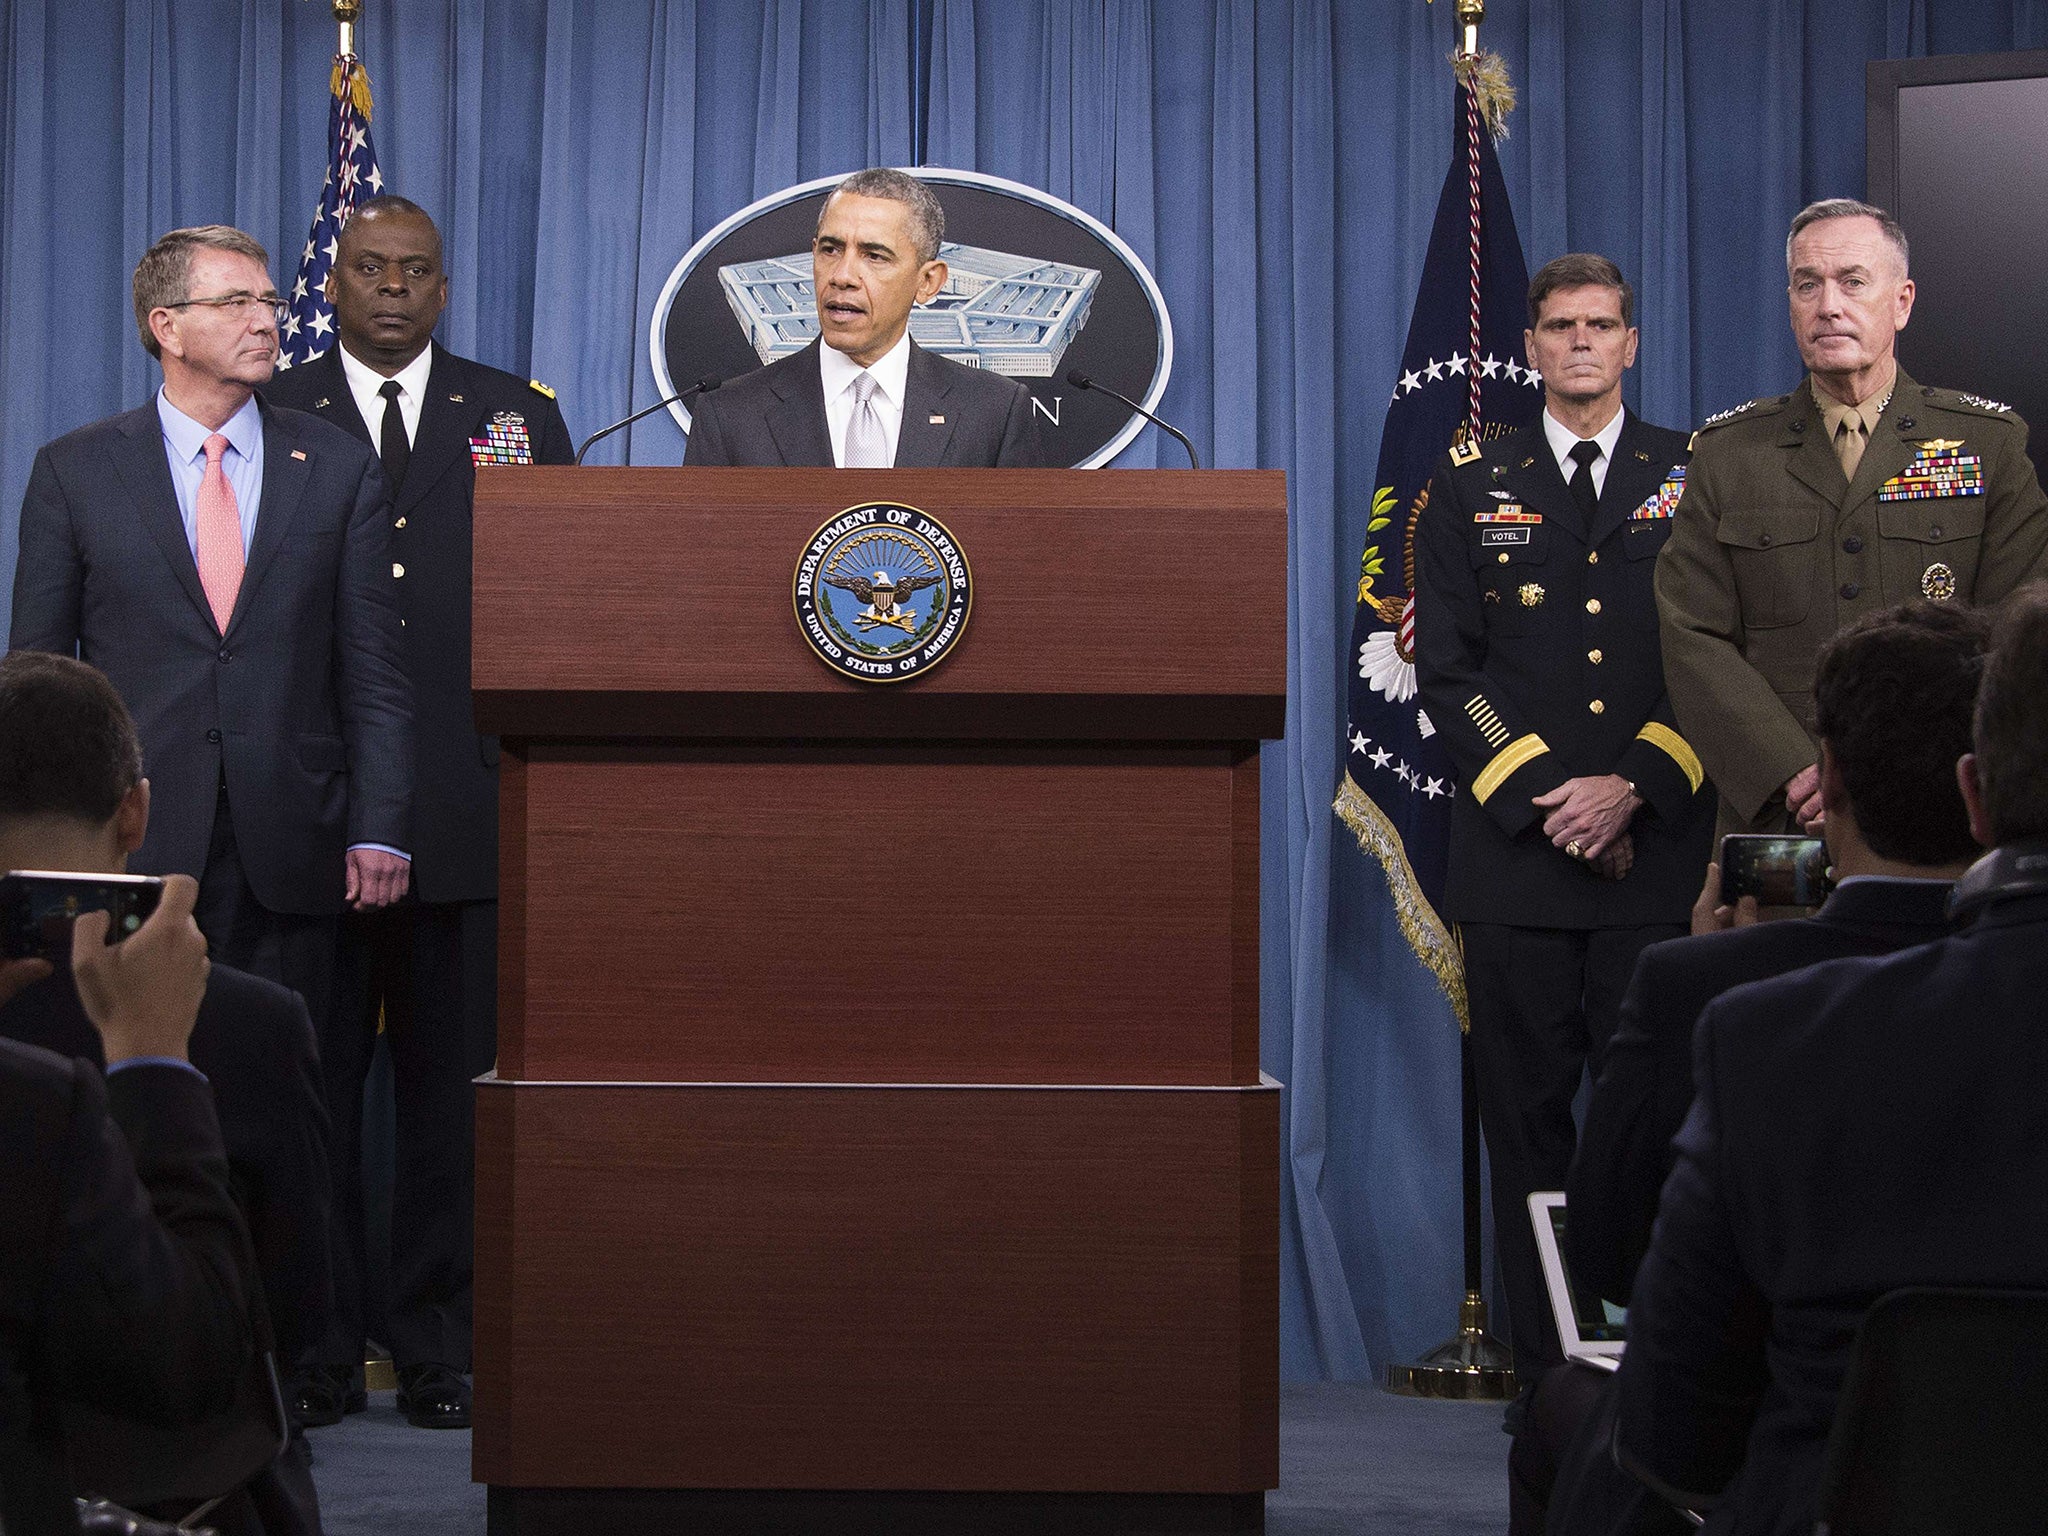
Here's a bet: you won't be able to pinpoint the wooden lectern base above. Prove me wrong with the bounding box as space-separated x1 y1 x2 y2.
485 1486 1266 1534
475 1079 1277 1505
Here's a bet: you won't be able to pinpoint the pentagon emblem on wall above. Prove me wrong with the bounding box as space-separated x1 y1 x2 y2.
793 503 973 682
653 169 1172 468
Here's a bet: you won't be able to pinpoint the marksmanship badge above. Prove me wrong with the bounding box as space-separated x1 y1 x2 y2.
793 503 973 682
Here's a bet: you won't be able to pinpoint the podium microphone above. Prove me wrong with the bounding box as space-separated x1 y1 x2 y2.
575 378 721 465
1065 369 1200 470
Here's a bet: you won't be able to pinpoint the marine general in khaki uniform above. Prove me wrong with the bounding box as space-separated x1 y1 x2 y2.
1656 198 2048 833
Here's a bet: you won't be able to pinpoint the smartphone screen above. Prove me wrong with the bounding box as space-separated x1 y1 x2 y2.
1719 836 1830 907
0 871 165 961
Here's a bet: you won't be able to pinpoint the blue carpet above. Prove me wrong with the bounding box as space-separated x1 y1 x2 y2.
309 1382 1508 1534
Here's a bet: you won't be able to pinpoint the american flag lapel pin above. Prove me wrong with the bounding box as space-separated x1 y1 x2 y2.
290 450 308 461
929 414 945 424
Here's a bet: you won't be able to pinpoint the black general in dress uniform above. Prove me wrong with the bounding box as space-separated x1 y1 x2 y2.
264 195 572 1432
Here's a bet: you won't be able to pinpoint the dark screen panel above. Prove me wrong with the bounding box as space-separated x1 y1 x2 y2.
1879 64 2048 481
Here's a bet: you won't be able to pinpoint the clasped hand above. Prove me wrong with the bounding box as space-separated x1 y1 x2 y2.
1532 773 1640 880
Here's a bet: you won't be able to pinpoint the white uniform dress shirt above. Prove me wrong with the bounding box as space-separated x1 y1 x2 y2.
337 342 433 452
1541 406 1626 500
819 331 911 469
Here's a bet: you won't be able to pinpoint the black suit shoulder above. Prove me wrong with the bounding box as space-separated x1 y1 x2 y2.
682 346 811 467
917 344 1032 408
1568 887 1953 1302
429 349 575 461
0 966 330 1364
0 1040 255 1526
263 395 379 463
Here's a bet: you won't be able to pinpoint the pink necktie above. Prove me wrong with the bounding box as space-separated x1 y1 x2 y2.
195 433 244 633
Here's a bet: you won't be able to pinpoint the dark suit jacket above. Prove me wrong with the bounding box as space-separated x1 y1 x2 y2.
1416 414 1714 926
682 339 1046 468
1564 877 1955 1308
9 400 412 916
0 965 331 1367
0 1043 256 1536
1615 889 2048 1535
264 346 572 903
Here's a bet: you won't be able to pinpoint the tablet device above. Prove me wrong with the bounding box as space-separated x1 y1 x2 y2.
1528 1190 1627 1371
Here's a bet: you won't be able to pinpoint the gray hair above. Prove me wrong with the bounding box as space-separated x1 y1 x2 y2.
820 168 945 264
133 225 271 359
1787 198 1910 278
1528 252 1634 329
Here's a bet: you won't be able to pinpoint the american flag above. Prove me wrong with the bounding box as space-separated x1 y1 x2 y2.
278 56 384 371
1333 64 1537 1025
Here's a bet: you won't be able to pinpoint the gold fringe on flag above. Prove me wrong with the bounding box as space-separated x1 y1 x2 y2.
1453 50 1515 142
329 57 374 120
1334 773 1470 1031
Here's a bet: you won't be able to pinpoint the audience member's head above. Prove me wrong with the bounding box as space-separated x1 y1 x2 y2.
0 651 148 873
1812 602 1990 871
1964 583 2048 849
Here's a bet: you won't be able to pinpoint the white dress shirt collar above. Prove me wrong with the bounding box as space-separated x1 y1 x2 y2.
1542 406 1627 498
819 331 912 468
337 341 435 449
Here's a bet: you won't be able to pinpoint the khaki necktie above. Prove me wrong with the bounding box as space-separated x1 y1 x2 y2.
195 432 245 633
1835 417 1867 481
844 371 889 468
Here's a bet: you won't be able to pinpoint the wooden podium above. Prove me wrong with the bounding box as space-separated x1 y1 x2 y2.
470 468 1286 1535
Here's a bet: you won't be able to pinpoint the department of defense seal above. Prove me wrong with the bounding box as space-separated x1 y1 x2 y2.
792 503 973 682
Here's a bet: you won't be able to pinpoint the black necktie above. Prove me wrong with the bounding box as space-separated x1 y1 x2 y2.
1567 438 1601 521
378 378 411 492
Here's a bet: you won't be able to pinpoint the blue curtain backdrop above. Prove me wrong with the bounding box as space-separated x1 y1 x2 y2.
3 0 2043 1381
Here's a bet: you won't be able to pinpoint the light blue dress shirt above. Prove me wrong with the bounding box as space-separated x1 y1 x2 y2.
154 389 409 866
156 389 264 556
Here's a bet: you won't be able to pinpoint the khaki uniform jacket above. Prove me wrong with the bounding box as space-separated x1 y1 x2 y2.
1654 368 2048 827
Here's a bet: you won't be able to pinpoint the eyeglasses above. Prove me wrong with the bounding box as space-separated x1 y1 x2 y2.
164 291 290 325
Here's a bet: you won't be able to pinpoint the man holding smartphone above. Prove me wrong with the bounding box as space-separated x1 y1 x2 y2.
0 650 330 1535
1 869 257 1536
1518 603 1988 1535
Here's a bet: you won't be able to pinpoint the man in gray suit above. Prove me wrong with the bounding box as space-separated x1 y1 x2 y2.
684 168 1047 468
10 224 412 1046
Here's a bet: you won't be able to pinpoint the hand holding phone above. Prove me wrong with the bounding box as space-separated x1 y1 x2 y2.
1 870 165 960
1719 835 1830 908
69 873 208 1067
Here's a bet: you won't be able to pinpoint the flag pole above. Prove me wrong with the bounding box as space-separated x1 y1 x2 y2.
1386 0 1517 1403
334 0 361 59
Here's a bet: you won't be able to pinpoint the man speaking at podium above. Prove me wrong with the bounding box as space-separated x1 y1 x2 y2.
683 168 1046 469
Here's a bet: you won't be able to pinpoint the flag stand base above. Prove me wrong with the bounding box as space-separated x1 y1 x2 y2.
1385 1290 1518 1399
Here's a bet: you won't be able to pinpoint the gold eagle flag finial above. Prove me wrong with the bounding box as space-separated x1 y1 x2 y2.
1427 0 1515 140
321 3 372 115
1424 0 1486 59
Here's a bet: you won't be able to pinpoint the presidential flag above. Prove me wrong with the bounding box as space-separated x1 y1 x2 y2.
1334 60 1539 1025
278 55 384 370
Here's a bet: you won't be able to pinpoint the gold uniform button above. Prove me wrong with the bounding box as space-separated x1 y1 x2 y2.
1587 551 1599 564
1589 699 1606 715
1498 552 1510 564
392 563 405 578
1588 649 1603 664
1585 598 1602 615
395 516 407 528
